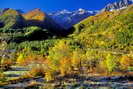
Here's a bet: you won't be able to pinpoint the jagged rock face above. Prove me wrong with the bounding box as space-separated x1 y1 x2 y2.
49 9 98 29
102 0 133 11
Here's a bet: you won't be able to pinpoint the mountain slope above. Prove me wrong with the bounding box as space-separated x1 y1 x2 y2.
49 9 98 29
23 8 64 33
0 8 66 36
0 9 25 29
23 8 46 21
73 5 133 51
102 0 133 11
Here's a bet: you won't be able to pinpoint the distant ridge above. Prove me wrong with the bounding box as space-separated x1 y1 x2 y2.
49 9 98 29
102 0 133 11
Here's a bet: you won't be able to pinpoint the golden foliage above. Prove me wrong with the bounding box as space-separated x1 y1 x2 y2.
120 56 133 70
16 53 25 65
48 40 72 71
29 65 45 77
0 72 6 82
45 70 55 82
4 9 19 15
59 57 72 76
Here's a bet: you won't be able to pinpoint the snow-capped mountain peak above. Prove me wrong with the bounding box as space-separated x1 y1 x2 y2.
59 9 72 14
76 8 86 14
48 9 98 29
78 8 85 11
102 0 133 11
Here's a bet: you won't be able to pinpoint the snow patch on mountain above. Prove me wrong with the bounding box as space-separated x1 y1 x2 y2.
102 0 133 11
48 9 98 29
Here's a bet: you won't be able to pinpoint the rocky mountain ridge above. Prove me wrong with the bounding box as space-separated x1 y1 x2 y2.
102 0 133 11
48 9 98 29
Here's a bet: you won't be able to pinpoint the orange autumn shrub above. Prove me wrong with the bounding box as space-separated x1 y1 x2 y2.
45 69 56 82
1 58 13 70
16 53 26 65
59 57 72 76
24 55 47 65
17 53 47 65
120 56 133 70
1 58 13 66
29 66 45 77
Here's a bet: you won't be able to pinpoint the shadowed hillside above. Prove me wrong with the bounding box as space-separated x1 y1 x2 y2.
0 9 25 29
23 8 68 36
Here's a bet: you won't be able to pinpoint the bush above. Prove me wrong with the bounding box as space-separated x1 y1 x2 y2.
71 49 85 72
29 65 45 77
105 54 118 74
0 58 13 71
48 40 72 71
16 53 26 65
120 56 133 71
85 50 101 72
24 26 41 37
96 60 107 73
45 69 56 82
59 57 72 76
0 72 7 82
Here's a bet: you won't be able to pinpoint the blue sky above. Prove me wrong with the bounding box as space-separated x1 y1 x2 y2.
0 0 118 12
